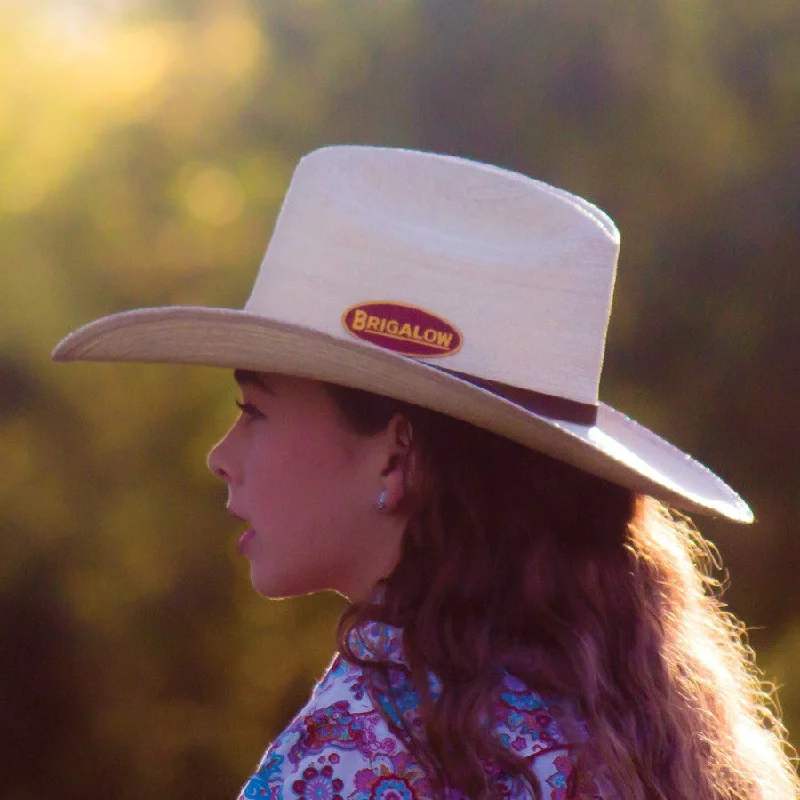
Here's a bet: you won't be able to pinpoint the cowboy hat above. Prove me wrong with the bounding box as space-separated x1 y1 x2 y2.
52 145 753 523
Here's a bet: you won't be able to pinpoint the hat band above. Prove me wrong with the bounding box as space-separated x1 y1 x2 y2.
439 368 599 426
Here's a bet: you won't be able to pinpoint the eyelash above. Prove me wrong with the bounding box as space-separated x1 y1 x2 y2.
236 400 265 419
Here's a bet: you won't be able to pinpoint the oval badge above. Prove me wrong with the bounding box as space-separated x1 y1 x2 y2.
342 301 463 358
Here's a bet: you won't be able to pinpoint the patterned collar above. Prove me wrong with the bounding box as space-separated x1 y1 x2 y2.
345 620 408 666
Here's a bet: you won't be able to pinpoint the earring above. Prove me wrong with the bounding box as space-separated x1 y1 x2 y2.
376 488 387 512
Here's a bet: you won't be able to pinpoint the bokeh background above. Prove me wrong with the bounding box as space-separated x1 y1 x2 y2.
2 0 798 796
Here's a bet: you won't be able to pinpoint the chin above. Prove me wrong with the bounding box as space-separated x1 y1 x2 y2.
250 569 323 600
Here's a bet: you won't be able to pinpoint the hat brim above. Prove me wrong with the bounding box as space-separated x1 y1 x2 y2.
52 306 753 523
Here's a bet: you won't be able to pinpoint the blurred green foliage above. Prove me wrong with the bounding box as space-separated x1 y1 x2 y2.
1 0 797 796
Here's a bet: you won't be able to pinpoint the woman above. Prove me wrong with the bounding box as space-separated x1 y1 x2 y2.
53 147 798 798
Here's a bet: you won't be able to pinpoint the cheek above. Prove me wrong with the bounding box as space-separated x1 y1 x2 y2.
241 414 370 546
247 439 350 525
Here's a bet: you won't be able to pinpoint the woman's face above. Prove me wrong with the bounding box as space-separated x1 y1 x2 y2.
207 372 406 601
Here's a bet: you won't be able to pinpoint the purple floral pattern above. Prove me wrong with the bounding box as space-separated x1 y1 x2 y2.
237 623 607 799
351 752 434 799
545 754 605 799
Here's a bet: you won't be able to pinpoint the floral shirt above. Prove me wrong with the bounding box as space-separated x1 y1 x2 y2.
238 622 607 799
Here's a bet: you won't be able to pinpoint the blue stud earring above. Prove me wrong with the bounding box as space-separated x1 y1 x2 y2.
376 489 387 511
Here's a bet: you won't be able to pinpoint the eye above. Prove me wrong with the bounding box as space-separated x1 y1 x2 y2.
235 400 266 420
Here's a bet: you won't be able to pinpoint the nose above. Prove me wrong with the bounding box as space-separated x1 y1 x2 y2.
207 432 234 483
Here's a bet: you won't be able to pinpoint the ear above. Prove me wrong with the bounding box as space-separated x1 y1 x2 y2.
379 413 413 512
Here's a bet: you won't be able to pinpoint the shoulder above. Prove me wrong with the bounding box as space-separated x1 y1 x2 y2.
492 673 610 798
238 631 612 799
237 654 436 799
495 671 586 756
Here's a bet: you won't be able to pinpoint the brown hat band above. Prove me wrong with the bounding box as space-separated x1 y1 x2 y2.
440 368 599 427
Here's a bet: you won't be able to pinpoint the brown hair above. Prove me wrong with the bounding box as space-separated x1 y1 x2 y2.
326 383 799 799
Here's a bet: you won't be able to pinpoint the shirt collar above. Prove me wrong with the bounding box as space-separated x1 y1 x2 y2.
346 620 407 666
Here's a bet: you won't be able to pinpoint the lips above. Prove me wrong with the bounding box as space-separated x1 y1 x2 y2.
237 528 255 556
228 507 254 557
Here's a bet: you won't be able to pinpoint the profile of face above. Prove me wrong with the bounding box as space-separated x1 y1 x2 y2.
207 373 409 601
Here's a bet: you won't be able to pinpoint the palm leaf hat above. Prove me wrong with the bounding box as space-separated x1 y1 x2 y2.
53 146 753 523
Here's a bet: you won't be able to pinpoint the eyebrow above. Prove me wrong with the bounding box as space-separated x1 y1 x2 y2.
233 369 275 394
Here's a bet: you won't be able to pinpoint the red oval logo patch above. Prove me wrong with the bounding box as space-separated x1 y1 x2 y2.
342 301 463 358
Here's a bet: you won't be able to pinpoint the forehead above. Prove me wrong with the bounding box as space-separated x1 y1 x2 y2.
233 371 364 445
233 371 334 409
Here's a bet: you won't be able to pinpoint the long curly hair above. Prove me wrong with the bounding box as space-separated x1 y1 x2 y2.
326 383 798 799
